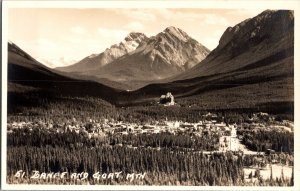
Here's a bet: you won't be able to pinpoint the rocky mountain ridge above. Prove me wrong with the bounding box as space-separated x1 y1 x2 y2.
174 9 294 80
56 32 149 73
56 26 210 89
123 9 294 111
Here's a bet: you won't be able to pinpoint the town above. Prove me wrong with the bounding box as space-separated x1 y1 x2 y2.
7 112 293 153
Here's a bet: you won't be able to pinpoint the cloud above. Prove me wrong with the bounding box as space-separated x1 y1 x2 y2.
202 14 230 26
36 56 78 68
155 9 173 20
70 26 86 35
35 57 56 68
157 9 205 22
201 36 221 51
155 9 230 26
191 29 225 50
36 38 56 49
97 28 129 41
125 21 145 31
115 9 157 22
226 9 267 18
25 38 84 68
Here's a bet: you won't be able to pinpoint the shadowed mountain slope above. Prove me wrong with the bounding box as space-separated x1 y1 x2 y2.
8 42 119 103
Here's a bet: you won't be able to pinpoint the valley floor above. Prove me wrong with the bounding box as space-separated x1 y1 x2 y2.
6 111 294 186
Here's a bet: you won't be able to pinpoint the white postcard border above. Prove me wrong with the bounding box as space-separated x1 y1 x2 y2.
2 0 300 190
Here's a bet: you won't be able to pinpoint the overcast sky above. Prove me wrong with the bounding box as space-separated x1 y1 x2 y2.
8 8 266 68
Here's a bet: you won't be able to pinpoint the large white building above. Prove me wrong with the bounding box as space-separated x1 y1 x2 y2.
219 126 239 151
160 92 175 106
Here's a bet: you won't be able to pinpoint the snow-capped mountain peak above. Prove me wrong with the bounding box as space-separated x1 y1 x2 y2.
120 32 148 52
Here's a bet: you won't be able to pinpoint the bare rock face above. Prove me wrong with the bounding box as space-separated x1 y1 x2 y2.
175 9 294 80
216 10 294 57
110 32 149 56
94 26 210 83
142 26 210 70
56 32 149 73
56 26 210 88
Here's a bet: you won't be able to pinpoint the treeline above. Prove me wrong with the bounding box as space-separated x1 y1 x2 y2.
7 146 244 185
6 143 294 186
8 93 208 123
7 129 242 186
109 133 219 151
8 128 219 151
7 129 294 186
8 93 118 122
242 153 294 167
7 128 89 148
8 92 291 124
238 129 294 153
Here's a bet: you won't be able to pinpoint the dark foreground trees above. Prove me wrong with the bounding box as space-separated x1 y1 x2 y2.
7 129 293 186
238 129 294 153
7 129 243 185
7 146 245 185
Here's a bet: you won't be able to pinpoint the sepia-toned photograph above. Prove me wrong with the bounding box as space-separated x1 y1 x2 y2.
1 0 299 190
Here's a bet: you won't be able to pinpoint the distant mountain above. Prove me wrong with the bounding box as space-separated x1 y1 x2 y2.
8 42 119 103
56 32 149 73
56 27 210 89
122 10 294 113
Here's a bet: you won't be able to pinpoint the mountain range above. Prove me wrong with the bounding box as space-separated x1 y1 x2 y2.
7 9 294 113
126 10 294 112
56 26 210 89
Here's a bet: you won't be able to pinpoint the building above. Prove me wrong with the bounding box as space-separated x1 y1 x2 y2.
159 92 175 106
166 121 180 128
219 126 239 151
